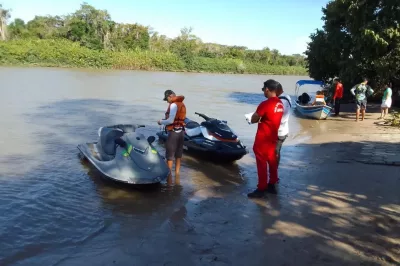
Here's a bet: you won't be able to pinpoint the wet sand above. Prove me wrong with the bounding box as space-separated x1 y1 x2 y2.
53 104 400 266
0 67 399 266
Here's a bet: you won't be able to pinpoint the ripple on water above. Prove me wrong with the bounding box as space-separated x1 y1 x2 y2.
0 150 110 265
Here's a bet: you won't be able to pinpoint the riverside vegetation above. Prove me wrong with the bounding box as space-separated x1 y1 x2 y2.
305 0 400 101
0 3 306 75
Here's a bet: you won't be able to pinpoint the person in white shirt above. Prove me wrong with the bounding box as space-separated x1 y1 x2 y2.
275 83 292 167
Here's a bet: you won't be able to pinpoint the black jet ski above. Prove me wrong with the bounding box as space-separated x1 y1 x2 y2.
156 112 248 163
78 124 170 185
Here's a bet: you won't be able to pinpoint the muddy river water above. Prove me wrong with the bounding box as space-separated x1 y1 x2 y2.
0 67 329 265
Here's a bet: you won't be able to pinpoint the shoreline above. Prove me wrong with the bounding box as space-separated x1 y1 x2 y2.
0 39 308 77
0 62 308 77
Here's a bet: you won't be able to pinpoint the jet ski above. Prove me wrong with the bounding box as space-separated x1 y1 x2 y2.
156 112 248 163
78 124 170 185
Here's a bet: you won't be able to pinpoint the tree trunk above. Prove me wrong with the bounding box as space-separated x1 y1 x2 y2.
0 18 6 40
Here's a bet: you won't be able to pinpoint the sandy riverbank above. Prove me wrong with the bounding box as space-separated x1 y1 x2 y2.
39 104 399 266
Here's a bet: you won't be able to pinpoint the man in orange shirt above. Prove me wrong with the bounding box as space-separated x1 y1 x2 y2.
332 78 343 116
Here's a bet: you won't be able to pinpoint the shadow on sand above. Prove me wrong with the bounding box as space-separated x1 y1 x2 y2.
133 139 399 265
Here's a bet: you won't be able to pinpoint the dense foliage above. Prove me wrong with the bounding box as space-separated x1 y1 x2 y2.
305 0 400 97
0 3 307 75
0 39 306 75
384 111 400 127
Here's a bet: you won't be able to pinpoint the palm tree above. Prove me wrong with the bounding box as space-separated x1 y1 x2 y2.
0 4 11 40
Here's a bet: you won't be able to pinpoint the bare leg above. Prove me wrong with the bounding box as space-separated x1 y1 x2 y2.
379 108 384 119
175 173 181 185
166 160 173 184
167 173 173 185
175 158 181 175
384 108 389 118
167 160 173 171
356 108 360 121
361 108 365 121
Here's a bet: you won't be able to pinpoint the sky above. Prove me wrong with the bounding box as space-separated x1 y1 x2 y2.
1 0 329 55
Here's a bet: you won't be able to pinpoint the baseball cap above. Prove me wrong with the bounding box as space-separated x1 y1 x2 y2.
163 90 175 101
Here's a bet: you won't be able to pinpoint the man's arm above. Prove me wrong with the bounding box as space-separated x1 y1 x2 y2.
160 104 177 125
367 85 374 96
250 112 261 123
251 101 267 123
350 86 356 96
311 99 317 106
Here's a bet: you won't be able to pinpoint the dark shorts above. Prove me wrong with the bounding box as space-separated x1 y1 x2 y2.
275 135 287 157
165 130 185 160
356 99 367 109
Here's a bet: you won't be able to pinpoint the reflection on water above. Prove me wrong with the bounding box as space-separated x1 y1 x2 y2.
0 67 317 265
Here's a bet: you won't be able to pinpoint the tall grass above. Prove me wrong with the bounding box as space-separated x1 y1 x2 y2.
0 39 308 75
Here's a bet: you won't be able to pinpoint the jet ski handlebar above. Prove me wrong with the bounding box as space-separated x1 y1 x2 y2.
194 112 211 121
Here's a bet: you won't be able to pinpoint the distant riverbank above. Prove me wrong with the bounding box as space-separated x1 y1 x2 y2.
0 39 308 76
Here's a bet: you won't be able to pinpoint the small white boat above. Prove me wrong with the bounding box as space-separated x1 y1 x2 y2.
294 79 333 120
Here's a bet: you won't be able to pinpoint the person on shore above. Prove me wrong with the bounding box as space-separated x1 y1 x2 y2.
276 83 292 167
248 79 284 198
350 78 374 122
332 78 344 116
158 90 186 176
379 82 393 119
311 91 326 106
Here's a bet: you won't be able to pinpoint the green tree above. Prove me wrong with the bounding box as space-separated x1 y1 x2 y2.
170 27 201 64
224 45 247 59
198 43 225 58
111 23 150 51
7 18 28 39
26 15 65 39
306 0 400 92
65 3 114 50
149 32 172 52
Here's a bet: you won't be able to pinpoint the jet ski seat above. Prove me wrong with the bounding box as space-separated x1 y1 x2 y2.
98 127 124 159
184 118 200 129
184 118 202 137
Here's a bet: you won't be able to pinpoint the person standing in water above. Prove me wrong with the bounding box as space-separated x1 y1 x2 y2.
379 82 393 120
158 90 186 176
350 78 374 122
248 79 284 198
276 82 292 168
332 78 344 116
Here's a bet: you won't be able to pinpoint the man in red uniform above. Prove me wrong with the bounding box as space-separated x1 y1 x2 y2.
248 79 284 198
332 78 344 116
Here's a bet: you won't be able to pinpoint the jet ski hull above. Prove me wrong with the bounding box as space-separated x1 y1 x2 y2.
156 131 248 163
78 128 170 185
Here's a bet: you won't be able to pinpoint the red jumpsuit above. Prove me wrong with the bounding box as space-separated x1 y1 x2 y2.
253 97 284 190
